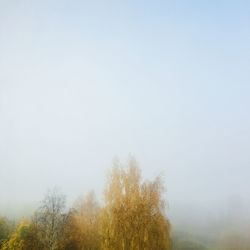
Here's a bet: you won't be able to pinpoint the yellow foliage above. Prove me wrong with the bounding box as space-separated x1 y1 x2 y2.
1 219 30 250
61 191 101 250
100 158 171 250
1 159 171 250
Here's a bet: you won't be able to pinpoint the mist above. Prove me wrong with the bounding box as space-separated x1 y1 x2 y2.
1 1 250 249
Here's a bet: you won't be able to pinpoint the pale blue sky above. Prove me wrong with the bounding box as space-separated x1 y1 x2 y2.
0 1 250 217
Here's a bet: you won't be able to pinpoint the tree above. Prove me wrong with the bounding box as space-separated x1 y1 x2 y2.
100 158 171 250
34 188 66 250
172 239 207 250
0 217 12 247
61 191 101 250
218 230 250 250
1 219 42 250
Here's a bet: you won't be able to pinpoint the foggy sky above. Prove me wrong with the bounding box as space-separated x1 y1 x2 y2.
0 1 250 217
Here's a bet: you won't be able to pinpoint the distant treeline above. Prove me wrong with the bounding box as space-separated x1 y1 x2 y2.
1 159 250 250
0 158 171 250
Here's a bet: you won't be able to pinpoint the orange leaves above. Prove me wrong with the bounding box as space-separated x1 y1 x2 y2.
101 158 171 250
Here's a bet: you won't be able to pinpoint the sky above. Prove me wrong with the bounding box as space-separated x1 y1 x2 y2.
0 0 250 218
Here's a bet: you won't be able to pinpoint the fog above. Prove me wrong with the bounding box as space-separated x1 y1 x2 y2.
0 1 250 244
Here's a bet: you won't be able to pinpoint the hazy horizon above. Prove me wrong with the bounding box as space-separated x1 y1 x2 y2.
1 1 250 229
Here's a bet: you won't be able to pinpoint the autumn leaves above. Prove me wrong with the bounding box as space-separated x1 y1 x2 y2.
101 158 171 250
1 158 171 250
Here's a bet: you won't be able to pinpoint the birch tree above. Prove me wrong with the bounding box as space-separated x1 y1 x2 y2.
100 158 171 250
